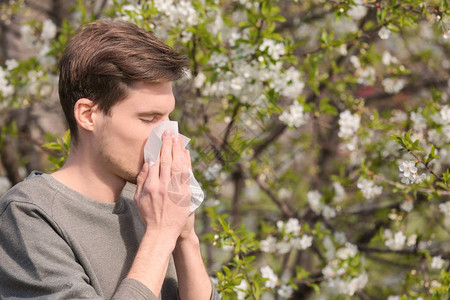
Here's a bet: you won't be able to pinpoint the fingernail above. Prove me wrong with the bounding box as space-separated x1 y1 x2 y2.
163 130 173 139
172 135 180 144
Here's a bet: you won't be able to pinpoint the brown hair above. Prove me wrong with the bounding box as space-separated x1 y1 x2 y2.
58 19 189 144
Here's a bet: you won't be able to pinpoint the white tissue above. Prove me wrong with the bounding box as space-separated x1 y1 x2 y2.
143 120 204 212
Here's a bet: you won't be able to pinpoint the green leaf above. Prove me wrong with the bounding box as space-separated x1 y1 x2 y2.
319 97 338 115
425 145 439 164
42 142 63 151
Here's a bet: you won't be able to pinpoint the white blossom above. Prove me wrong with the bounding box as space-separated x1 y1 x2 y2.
399 160 417 178
326 272 368 296
357 179 382 200
410 111 427 132
391 110 408 123
41 19 57 41
260 236 277 253
259 38 286 60
427 129 441 145
400 200 413 212
355 66 376 85
279 101 307 128
378 27 391 39
285 218 301 236
430 280 442 291
322 264 337 279
208 53 228 67
334 231 347 244
387 296 400 300
207 9 223 36
278 188 292 199
278 67 305 99
307 190 323 214
382 51 399 65
333 181 346 202
234 279 248 300
0 67 14 98
276 239 292 254
384 230 406 250
338 110 360 139
37 44 56 66
204 163 222 181
348 273 368 296
222 244 234 252
407 234 417 247
336 242 358 260
194 72 207 89
439 105 450 124
442 124 450 142
260 266 278 288
20 24 36 48
5 59 18 71
443 29 450 39
431 256 445 269
180 30 193 43
153 0 199 27
323 236 336 260
26 70 44 96
350 55 361 69
322 205 336 220
439 201 450 217
347 0 368 20
399 160 426 185
228 31 241 47
291 235 313 250
278 284 294 298
204 198 220 207
382 78 406 94
338 44 348 56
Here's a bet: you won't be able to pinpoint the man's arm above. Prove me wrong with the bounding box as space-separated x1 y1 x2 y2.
0 200 156 300
127 131 192 297
173 220 213 300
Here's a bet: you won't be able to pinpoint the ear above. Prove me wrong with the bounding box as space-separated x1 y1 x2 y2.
74 98 98 132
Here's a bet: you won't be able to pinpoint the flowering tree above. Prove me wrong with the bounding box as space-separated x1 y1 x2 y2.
1 0 449 299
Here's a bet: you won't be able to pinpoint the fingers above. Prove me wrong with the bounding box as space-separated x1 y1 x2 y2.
168 165 191 207
159 130 174 182
134 162 149 203
171 136 185 174
185 149 192 170
181 165 190 186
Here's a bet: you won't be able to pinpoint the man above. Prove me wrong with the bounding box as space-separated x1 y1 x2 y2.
0 20 219 299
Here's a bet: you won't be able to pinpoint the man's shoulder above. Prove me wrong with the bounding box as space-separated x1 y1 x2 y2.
0 171 56 216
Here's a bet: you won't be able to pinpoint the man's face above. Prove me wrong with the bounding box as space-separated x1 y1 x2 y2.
93 81 175 184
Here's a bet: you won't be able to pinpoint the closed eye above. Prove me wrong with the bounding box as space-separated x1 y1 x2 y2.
140 116 157 123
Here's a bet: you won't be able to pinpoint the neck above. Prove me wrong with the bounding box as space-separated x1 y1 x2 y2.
51 144 126 203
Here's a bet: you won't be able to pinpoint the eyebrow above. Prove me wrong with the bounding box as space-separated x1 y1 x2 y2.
136 106 175 117
136 111 164 117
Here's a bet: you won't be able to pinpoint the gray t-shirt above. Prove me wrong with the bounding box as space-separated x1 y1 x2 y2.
0 171 217 299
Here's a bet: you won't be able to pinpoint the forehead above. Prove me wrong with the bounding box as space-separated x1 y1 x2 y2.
113 81 175 113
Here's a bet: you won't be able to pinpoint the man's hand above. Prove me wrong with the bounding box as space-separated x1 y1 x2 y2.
134 130 192 241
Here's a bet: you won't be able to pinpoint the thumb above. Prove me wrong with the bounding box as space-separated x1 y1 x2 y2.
134 162 149 204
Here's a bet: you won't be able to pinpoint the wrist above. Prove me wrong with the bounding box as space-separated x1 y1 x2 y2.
176 231 199 247
143 228 178 252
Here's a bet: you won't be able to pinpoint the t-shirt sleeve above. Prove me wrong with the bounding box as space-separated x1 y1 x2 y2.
209 278 221 300
113 278 158 299
0 200 158 300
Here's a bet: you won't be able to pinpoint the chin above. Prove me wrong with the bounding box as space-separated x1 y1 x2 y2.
127 177 138 185
119 169 139 185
